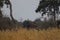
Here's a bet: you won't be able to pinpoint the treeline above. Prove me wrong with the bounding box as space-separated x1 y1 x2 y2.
22 18 60 30
0 16 60 31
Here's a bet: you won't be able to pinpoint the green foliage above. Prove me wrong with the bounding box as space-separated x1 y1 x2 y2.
0 0 10 8
35 0 60 21
34 18 57 29
0 0 4 7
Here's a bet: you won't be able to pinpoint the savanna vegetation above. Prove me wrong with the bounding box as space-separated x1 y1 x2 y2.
0 0 60 40
0 28 60 40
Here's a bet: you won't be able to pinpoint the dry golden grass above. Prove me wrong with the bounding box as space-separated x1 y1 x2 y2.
0 27 60 40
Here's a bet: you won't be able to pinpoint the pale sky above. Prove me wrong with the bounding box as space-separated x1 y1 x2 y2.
2 0 49 22
10 0 41 21
2 0 60 22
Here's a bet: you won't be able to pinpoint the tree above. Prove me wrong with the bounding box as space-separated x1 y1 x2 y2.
35 0 60 22
0 0 15 23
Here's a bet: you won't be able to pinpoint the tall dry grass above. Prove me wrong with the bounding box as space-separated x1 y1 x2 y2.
0 27 60 40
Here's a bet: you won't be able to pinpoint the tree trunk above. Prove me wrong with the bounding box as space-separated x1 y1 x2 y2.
53 8 57 27
0 8 3 18
53 12 55 22
9 1 15 23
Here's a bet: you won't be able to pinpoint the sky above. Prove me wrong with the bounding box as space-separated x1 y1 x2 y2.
2 0 49 22
3 0 55 21
10 0 41 21
2 0 60 22
11 0 60 21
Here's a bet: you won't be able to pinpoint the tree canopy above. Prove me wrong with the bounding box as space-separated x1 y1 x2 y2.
35 0 60 21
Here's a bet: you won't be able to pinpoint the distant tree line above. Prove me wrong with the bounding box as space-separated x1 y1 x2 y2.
22 18 60 30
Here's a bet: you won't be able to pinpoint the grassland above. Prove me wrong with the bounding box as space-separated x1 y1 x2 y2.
0 28 60 40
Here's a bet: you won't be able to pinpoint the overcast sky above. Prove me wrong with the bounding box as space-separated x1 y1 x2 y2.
2 0 43 21
10 0 41 21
